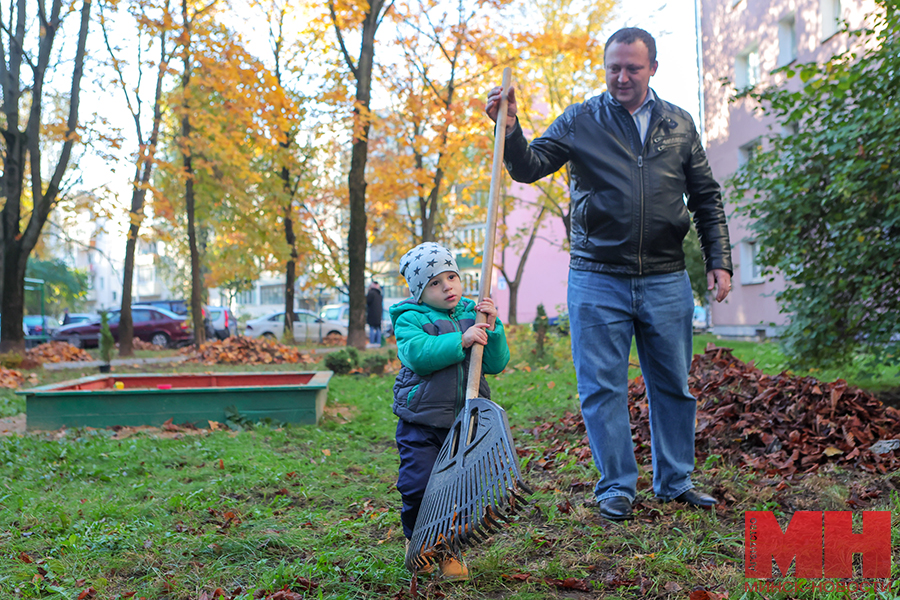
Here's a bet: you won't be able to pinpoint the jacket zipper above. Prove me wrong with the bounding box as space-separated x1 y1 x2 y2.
637 154 644 275
450 312 464 415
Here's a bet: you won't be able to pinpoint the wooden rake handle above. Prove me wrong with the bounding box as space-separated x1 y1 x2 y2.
466 67 512 401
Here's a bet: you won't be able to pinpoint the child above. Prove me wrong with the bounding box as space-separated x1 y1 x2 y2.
391 242 510 580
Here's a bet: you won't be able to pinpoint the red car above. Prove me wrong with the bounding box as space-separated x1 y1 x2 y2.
50 306 193 349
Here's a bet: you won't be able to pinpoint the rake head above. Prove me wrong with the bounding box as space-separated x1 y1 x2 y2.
405 397 532 573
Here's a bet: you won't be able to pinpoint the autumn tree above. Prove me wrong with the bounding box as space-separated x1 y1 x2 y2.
326 0 392 350
730 1 899 369
100 0 173 356
509 0 612 244
0 0 92 352
491 0 612 322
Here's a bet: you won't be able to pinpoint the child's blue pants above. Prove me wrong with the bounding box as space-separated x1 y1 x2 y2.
395 419 450 539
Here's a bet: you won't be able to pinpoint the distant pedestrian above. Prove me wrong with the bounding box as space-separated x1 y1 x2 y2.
366 280 384 345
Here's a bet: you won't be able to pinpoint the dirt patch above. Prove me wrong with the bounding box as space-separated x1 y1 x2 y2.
876 386 900 409
0 413 25 435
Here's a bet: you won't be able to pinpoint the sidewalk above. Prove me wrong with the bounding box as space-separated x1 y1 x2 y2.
43 355 193 371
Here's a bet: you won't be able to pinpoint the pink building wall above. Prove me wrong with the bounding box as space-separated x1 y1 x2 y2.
489 180 570 325
701 0 879 337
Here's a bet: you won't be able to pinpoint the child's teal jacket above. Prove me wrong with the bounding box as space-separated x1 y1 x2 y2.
390 297 510 429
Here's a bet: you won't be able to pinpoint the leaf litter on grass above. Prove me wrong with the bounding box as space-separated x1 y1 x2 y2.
528 344 900 478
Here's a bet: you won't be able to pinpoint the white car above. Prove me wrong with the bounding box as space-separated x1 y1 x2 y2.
243 309 347 343
320 303 393 337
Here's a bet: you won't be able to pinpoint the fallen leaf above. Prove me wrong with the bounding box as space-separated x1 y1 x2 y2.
547 381 556 389
322 449 331 456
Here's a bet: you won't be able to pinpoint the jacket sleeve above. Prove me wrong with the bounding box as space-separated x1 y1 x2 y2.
394 312 465 376
684 124 733 274
481 319 511 375
502 106 577 184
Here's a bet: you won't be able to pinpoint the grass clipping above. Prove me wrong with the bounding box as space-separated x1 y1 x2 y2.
183 337 315 365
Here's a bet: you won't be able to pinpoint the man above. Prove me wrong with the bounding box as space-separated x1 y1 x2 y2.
366 280 384 346
486 27 732 521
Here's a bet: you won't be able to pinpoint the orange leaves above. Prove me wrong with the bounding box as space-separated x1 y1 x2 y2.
0 368 25 389
25 342 93 364
185 337 315 365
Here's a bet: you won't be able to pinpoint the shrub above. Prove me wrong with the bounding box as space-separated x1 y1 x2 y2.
324 347 360 375
99 311 115 364
362 353 389 375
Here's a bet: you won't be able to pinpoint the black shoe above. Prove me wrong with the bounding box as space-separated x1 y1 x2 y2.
667 489 718 508
599 496 634 521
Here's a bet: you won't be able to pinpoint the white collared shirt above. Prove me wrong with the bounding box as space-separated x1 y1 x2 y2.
611 88 656 146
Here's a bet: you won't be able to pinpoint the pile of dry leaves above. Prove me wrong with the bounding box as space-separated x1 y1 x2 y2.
0 367 24 389
25 342 93 364
182 337 315 365
531 345 900 476
127 338 166 351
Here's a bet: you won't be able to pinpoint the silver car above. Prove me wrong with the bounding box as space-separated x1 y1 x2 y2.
243 309 347 343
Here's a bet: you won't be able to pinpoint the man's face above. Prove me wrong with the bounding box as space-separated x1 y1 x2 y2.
605 40 658 113
420 271 462 311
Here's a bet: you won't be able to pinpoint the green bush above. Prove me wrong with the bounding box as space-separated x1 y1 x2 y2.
99 311 115 364
0 352 23 369
324 347 360 375
361 353 389 375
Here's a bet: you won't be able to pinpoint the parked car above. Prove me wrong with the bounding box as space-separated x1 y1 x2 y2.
244 309 347 343
50 306 192 348
62 312 98 325
320 303 393 337
137 299 188 315
23 315 60 336
205 306 237 340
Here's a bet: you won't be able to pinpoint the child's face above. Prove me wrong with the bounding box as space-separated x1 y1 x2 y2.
420 271 462 310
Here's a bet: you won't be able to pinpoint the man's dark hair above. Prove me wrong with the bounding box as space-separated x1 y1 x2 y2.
605 27 657 63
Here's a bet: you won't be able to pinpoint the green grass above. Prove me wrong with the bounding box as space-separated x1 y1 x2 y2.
1 332 899 598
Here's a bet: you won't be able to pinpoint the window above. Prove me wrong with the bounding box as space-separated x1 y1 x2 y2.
778 15 797 66
740 240 766 285
738 139 760 168
735 45 760 88
259 284 284 306
821 0 842 39
236 289 255 305
133 309 152 323
137 265 154 284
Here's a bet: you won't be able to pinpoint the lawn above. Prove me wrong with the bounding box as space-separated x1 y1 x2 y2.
1 330 898 599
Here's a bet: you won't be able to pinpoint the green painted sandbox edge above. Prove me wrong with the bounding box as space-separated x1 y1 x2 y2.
19 371 333 431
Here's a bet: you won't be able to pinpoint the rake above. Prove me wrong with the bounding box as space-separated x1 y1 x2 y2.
404 67 533 574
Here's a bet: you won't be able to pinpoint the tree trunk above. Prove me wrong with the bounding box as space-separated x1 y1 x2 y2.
498 204 546 326
117 18 168 357
0 0 92 353
118 214 138 356
282 163 297 339
181 0 205 347
506 279 519 325
333 0 386 351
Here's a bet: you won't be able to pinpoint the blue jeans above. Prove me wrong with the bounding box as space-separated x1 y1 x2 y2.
369 326 382 345
568 269 696 502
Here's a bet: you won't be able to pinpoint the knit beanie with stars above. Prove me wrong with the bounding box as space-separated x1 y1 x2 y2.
399 242 460 303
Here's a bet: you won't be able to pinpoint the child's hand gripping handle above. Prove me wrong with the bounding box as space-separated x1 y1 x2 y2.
466 67 511 400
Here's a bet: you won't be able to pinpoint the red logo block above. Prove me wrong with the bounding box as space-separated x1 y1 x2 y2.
745 511 891 578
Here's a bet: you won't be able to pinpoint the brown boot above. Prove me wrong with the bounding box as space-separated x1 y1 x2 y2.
439 556 469 581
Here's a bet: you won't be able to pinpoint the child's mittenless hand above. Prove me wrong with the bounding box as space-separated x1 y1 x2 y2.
476 298 498 330
461 323 490 348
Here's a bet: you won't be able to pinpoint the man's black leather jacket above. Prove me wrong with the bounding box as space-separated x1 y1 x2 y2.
503 90 732 276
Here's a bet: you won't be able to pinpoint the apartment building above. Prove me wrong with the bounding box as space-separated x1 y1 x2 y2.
700 0 879 337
